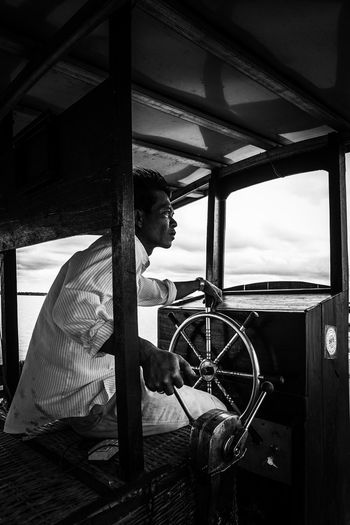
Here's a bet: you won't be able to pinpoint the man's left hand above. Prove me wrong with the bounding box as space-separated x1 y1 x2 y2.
199 278 223 310
174 278 223 309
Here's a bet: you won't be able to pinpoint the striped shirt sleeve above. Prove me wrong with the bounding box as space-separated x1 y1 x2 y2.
51 243 114 358
51 236 176 357
52 289 114 357
137 275 177 306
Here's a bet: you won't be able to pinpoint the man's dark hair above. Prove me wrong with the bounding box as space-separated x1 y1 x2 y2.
133 167 171 211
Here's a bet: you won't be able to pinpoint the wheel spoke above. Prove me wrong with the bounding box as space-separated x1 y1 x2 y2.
214 377 241 414
214 312 259 365
204 311 213 395
214 332 241 364
205 315 212 362
176 326 202 363
192 375 203 389
216 369 254 379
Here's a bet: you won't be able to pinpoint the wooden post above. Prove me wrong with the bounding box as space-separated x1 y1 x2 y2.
0 113 19 400
324 134 350 523
1 250 20 400
109 2 144 480
206 171 226 289
327 134 348 295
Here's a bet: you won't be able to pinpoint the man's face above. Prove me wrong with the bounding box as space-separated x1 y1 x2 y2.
136 190 177 254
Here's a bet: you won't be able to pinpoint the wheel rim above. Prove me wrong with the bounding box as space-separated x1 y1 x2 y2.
168 311 260 421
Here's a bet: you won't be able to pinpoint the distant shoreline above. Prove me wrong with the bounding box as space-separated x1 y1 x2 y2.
0 292 47 296
17 292 47 296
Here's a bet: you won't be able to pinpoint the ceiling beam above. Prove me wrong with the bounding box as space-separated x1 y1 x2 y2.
11 74 230 173
0 0 128 122
140 0 350 132
217 133 350 180
166 132 350 201
171 174 210 205
0 27 281 148
132 83 280 149
0 26 109 87
132 138 228 169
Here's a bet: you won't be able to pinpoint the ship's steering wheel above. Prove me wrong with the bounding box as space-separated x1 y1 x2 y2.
168 309 261 422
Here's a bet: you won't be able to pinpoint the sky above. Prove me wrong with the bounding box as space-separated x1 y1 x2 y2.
16 156 350 293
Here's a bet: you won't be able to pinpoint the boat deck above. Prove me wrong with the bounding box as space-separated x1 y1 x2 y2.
0 404 198 525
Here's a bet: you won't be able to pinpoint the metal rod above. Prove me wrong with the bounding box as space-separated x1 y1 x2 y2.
205 306 212 394
214 377 263 444
168 313 202 362
213 332 239 364
214 311 258 364
173 387 195 425
206 174 226 289
241 382 274 429
192 375 203 389
214 377 241 414
215 370 284 384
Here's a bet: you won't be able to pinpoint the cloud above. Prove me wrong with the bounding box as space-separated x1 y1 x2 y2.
17 235 99 292
14 163 350 293
171 202 207 252
147 169 332 287
225 171 329 261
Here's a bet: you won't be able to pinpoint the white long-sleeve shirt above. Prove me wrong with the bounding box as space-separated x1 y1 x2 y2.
5 235 177 434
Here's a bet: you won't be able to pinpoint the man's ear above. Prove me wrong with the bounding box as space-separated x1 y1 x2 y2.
135 209 144 230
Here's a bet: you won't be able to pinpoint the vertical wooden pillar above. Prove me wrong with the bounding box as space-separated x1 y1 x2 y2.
206 171 226 289
325 134 350 524
0 113 19 400
1 250 20 400
109 2 144 480
327 133 348 295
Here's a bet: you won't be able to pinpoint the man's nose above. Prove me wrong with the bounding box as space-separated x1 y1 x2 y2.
170 216 177 227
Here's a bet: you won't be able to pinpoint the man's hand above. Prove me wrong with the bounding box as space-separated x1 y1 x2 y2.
139 337 196 395
200 278 223 310
174 278 223 309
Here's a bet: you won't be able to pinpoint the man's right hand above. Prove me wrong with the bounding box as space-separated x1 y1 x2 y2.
139 337 196 395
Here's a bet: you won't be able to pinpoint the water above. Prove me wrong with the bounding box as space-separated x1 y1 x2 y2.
2 297 350 367
17 295 46 360
1 296 159 362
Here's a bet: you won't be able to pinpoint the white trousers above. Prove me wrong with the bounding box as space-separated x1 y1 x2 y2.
67 377 226 438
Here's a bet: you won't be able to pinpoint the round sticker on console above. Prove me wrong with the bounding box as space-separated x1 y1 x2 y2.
325 325 337 357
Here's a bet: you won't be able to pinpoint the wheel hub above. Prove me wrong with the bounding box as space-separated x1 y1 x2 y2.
199 359 218 382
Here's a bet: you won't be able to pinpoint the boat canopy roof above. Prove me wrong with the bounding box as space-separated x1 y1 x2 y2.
0 0 349 245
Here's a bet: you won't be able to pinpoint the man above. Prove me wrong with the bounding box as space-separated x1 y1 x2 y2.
5 168 225 438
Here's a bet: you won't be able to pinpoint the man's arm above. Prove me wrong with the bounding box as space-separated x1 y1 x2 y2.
138 337 196 394
99 335 196 395
174 277 223 308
